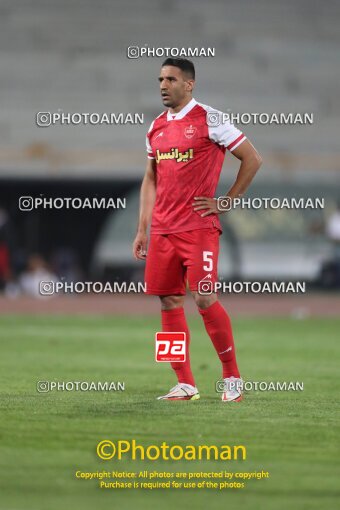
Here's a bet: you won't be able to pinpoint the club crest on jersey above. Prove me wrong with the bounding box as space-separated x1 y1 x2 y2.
184 125 197 139
155 148 194 164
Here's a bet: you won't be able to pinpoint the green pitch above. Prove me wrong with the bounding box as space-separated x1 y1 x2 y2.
0 314 339 510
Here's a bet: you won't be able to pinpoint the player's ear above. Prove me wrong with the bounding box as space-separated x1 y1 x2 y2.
185 79 195 92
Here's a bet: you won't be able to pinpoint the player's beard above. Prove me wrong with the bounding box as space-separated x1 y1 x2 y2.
161 95 174 107
161 87 186 108
162 93 185 110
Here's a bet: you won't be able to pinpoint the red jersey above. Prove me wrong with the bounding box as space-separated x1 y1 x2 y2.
146 98 246 234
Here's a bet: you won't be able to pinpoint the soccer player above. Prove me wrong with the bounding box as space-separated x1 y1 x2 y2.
133 58 262 402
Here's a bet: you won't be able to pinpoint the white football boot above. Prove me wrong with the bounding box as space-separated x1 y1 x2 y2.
221 377 243 402
157 383 200 401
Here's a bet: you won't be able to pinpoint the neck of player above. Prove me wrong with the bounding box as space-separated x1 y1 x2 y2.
169 96 192 114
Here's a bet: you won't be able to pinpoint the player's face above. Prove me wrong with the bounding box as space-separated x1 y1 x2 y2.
158 66 194 109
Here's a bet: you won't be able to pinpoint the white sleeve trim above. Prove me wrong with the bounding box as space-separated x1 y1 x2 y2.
229 135 247 152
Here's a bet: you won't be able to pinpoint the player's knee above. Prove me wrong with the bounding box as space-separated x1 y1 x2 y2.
159 295 184 310
193 292 217 309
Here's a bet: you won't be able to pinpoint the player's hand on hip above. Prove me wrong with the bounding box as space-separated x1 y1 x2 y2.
133 232 148 260
192 196 221 217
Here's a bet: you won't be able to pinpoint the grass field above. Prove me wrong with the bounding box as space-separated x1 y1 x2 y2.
0 314 339 510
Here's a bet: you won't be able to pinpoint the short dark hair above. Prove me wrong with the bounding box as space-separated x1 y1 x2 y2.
162 58 195 79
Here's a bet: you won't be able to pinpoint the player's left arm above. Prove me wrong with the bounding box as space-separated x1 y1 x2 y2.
223 139 262 200
193 139 262 217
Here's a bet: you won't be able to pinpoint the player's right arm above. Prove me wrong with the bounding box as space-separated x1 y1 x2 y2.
132 158 157 260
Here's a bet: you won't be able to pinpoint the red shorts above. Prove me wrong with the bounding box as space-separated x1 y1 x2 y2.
145 227 221 295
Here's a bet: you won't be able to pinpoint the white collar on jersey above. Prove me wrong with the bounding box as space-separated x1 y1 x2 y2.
166 98 197 121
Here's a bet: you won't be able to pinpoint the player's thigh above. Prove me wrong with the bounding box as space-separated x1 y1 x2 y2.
145 234 186 295
185 228 220 293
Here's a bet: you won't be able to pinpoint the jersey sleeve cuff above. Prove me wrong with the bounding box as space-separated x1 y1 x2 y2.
227 134 246 152
147 152 155 159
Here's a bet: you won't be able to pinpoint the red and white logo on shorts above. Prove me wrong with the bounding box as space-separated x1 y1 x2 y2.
155 332 186 362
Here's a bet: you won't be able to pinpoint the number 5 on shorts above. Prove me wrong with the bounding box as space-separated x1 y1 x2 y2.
203 251 213 272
